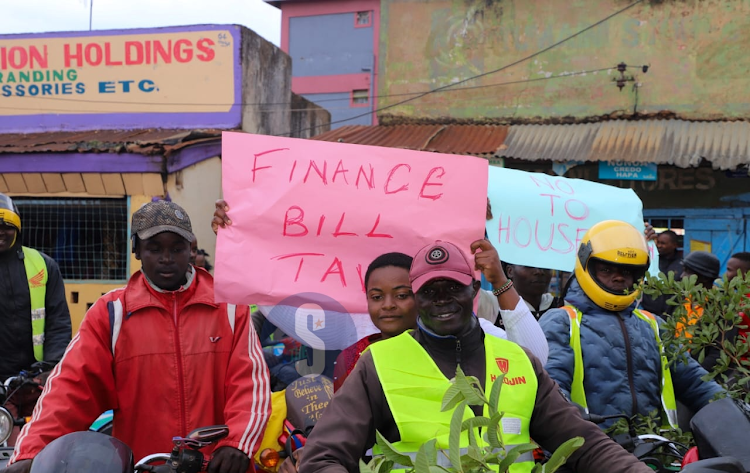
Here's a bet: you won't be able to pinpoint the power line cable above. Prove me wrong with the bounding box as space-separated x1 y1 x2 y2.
0 66 630 114
278 0 645 137
0 66 631 108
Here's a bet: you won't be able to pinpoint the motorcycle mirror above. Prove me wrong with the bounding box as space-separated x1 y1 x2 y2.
0 407 12 445
681 457 746 473
186 425 229 443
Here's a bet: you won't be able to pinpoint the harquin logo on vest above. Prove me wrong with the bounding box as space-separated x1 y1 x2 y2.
491 374 527 385
495 357 509 374
491 357 527 384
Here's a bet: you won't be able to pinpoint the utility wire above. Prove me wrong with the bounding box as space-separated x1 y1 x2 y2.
0 66 628 109
0 0 645 124
278 0 646 137
0 66 643 114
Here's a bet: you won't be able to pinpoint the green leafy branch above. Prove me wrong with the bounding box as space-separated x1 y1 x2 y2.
640 270 750 403
361 367 583 473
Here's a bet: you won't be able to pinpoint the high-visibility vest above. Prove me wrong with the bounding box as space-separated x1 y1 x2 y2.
369 332 537 473
22 247 48 362
562 305 678 429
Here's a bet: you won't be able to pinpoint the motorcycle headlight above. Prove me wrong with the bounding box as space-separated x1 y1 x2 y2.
0 406 13 445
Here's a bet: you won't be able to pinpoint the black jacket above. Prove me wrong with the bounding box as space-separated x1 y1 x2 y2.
0 242 72 380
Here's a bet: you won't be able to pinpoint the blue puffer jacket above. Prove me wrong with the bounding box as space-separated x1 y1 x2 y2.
540 280 724 427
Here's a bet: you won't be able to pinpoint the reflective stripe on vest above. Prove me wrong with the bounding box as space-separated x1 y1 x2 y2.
562 305 678 429
369 332 537 473
22 247 48 362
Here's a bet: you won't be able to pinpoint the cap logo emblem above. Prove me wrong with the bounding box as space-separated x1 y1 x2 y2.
174 210 184 220
426 247 449 265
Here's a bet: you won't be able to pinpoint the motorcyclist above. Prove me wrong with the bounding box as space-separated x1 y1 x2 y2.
540 220 725 429
0 193 71 442
299 239 653 473
4 201 270 473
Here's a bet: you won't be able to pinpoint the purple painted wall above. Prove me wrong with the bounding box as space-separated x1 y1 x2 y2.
0 152 162 173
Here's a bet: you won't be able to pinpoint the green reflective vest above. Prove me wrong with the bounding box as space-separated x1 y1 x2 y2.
369 332 537 473
562 305 678 429
22 247 48 362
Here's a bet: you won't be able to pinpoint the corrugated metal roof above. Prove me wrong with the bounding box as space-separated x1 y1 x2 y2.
312 124 509 156
500 120 750 169
497 123 600 163
0 129 223 156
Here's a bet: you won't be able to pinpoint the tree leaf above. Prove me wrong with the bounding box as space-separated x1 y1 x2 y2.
494 443 538 472
375 430 414 467
488 372 504 416
414 442 433 473
449 401 466 473
454 366 487 406
360 459 375 473
442 382 465 412
486 412 504 450
421 438 438 465
429 467 451 473
541 437 584 473
461 416 492 431
378 460 395 473
465 445 492 470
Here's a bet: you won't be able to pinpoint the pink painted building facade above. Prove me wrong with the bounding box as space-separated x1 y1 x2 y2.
267 0 380 128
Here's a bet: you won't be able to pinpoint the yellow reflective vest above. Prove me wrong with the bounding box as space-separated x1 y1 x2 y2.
562 305 678 429
22 247 48 362
369 332 537 473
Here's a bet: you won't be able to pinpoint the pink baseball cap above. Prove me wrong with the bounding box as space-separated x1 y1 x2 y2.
410 240 475 293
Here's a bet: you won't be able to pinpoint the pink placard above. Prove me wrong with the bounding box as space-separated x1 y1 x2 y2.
214 132 489 314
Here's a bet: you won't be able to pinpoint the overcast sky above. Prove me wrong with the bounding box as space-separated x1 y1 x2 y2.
0 0 281 45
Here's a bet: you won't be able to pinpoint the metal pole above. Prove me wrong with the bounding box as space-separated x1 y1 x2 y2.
370 54 375 125
89 0 93 31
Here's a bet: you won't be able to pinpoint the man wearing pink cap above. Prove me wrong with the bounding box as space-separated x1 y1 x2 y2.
299 239 651 473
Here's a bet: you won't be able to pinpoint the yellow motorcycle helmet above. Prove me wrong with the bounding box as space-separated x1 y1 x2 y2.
0 193 21 248
574 220 650 312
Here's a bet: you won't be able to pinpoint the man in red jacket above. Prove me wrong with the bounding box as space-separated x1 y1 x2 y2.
4 201 270 473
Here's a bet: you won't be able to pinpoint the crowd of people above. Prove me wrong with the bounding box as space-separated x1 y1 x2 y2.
1 189 749 473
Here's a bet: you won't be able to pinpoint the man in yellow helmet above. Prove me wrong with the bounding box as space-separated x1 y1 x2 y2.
300 239 653 473
0 193 71 436
540 220 724 429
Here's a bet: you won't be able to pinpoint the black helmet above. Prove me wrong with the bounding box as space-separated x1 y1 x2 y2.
30 431 133 473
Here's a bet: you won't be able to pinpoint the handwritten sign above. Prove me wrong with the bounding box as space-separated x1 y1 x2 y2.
215 132 488 315
486 166 658 273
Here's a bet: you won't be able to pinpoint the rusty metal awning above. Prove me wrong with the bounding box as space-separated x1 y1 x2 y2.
312 124 509 156
499 120 750 170
313 120 750 170
0 128 223 156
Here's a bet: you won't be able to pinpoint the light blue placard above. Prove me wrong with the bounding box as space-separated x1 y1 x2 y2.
486 167 659 274
599 161 658 181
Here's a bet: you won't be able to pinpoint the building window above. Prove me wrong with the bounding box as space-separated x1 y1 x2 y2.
646 217 685 251
15 197 129 281
351 89 370 107
355 11 372 28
